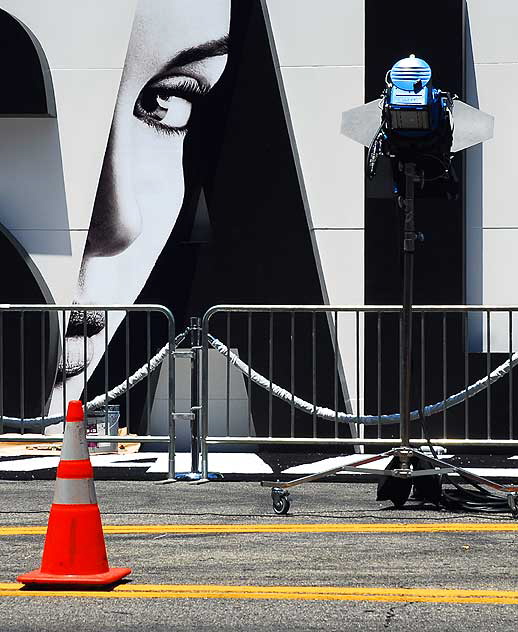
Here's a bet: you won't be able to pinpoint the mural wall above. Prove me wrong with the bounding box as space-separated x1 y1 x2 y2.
0 0 345 442
0 0 517 446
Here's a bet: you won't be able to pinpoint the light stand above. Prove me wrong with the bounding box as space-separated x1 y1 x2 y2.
262 55 515 515
400 161 418 454
263 160 518 516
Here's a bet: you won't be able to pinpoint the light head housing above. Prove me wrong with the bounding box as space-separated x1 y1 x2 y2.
387 55 433 130
341 54 493 192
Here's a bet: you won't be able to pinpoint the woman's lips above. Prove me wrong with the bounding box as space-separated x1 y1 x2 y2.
58 336 95 379
66 310 106 337
56 310 106 381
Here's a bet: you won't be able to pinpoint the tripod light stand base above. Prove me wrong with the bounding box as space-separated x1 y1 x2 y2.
376 451 443 508
261 446 518 515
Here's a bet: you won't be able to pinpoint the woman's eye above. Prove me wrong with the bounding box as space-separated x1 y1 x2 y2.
134 87 193 134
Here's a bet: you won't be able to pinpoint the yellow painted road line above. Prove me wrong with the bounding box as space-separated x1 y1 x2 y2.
1 523 518 536
0 583 518 604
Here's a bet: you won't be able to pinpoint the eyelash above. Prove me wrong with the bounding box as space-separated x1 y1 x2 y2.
133 78 208 136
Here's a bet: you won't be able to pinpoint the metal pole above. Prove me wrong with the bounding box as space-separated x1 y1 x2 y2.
155 309 177 485
400 162 417 453
167 313 176 481
190 316 201 474
201 314 210 480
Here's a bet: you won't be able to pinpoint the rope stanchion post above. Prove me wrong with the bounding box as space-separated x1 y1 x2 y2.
201 314 210 482
156 313 178 485
168 317 208 483
190 317 201 475
190 317 222 485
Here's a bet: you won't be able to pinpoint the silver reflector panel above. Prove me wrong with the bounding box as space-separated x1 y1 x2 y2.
340 99 382 147
452 100 494 152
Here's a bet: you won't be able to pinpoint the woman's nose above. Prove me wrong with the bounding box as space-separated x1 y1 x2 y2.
83 128 142 258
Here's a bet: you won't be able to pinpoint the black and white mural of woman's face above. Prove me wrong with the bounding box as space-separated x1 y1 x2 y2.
50 0 230 413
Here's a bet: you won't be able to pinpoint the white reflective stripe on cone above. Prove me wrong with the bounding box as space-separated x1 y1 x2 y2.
53 478 97 505
61 421 90 461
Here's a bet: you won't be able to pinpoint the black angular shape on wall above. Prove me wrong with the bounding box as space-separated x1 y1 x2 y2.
0 226 59 420
88 0 348 444
364 0 468 440
0 9 54 116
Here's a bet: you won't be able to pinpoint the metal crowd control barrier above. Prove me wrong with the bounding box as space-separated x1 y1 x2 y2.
201 305 518 479
0 304 176 480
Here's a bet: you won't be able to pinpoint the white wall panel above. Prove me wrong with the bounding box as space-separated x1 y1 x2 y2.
477 228 518 352
264 0 365 424
466 64 518 229
482 229 518 304
51 68 123 230
281 66 364 229
0 0 137 68
0 118 67 230
467 0 518 63
10 229 88 305
313 229 363 305
464 5 518 356
0 1 137 304
314 229 364 413
265 0 363 67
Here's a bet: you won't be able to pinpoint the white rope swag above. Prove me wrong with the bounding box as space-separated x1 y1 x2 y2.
1 331 188 428
2 329 516 429
207 334 518 426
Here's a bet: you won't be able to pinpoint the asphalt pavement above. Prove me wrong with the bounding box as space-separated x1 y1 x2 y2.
0 479 517 631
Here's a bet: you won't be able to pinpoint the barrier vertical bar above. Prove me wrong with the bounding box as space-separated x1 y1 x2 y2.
247 313 252 436
377 312 381 438
356 310 360 426
420 312 425 439
312 311 317 438
333 310 338 439
487 310 491 439
509 310 513 439
226 313 230 437
146 311 151 433
201 311 210 480
190 317 201 475
125 314 130 430
167 310 176 481
399 312 403 443
290 312 295 437
20 312 24 433
443 313 447 438
104 310 109 434
0 312 4 433
62 310 67 422
464 311 469 439
155 307 177 485
40 312 45 432
83 310 87 408
268 311 273 438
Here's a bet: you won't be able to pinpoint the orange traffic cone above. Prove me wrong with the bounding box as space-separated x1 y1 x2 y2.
17 400 131 585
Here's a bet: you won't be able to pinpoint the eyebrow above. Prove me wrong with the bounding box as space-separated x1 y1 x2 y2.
164 35 229 70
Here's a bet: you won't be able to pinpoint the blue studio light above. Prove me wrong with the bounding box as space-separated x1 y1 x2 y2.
385 54 448 132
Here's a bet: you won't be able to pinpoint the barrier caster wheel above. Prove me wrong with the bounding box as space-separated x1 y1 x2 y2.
271 488 291 515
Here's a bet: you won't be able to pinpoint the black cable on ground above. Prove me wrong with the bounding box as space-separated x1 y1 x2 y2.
416 413 512 514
